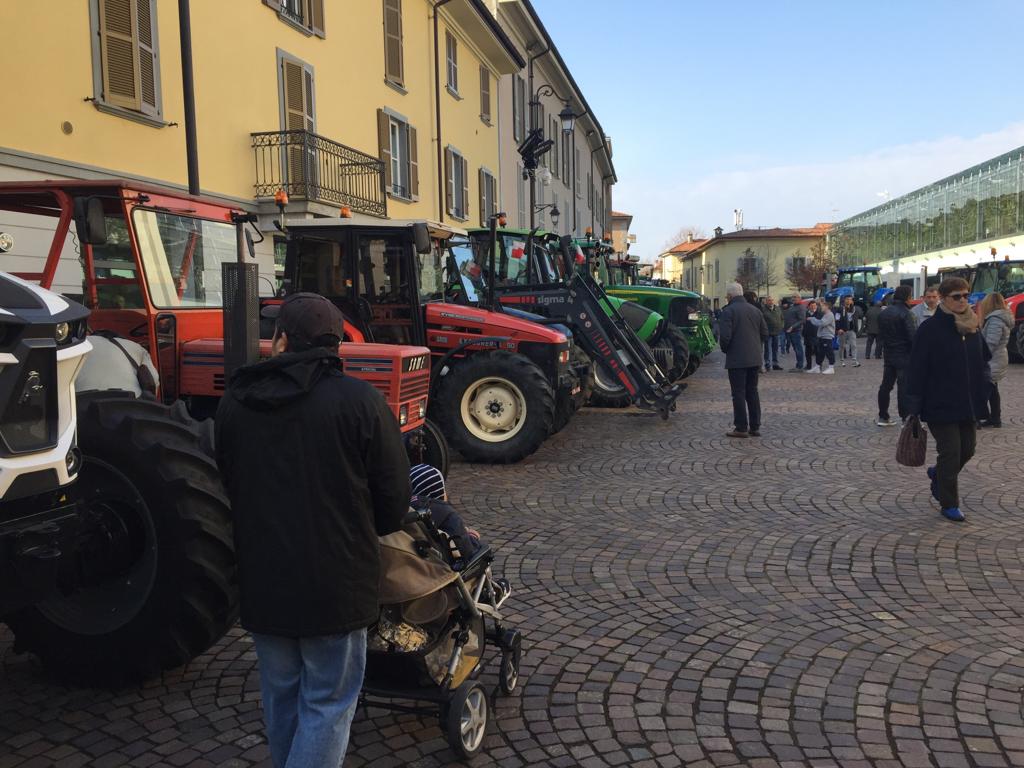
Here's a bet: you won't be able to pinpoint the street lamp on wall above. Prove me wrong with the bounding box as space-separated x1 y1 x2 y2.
520 84 577 229
534 203 560 229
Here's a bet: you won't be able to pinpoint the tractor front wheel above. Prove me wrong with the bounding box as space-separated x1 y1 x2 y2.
432 351 554 463
6 396 237 685
588 360 633 408
654 324 691 381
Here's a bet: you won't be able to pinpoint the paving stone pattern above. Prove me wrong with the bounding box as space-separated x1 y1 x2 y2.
2 344 1024 767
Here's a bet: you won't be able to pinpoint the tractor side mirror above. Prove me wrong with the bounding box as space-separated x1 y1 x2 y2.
73 197 107 245
412 223 432 254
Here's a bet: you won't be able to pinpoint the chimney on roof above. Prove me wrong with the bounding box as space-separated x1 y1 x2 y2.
714 226 723 238
686 232 694 243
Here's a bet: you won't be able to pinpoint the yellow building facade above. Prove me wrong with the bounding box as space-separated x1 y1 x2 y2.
0 0 522 240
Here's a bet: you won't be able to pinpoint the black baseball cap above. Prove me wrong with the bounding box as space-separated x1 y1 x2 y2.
260 293 344 347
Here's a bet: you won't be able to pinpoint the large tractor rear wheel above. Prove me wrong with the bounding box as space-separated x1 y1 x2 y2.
7 396 237 685
1011 324 1023 363
421 418 451 477
432 351 554 463
654 324 691 381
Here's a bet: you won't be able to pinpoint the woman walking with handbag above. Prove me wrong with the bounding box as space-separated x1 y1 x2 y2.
977 292 1012 428
907 277 991 522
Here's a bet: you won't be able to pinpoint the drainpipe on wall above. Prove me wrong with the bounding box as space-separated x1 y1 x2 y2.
178 0 199 196
434 0 455 222
570 110 589 233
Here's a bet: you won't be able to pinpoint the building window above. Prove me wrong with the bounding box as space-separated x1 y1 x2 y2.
790 256 806 271
550 117 559 179
264 0 325 37
513 76 526 142
280 53 316 189
587 172 593 209
715 259 720 283
562 133 570 181
445 31 458 94
378 109 418 200
383 0 403 87
575 148 581 190
445 146 468 220
479 168 497 226
90 0 163 123
479 67 491 124
516 162 526 229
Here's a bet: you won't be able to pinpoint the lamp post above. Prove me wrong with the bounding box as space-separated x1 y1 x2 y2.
520 84 576 228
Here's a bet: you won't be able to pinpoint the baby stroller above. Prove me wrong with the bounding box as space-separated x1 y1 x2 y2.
362 507 521 760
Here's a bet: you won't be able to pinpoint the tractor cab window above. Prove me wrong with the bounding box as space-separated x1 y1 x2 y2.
996 264 1024 296
449 242 486 303
132 209 237 308
494 235 532 286
358 236 413 344
417 244 447 302
89 215 145 309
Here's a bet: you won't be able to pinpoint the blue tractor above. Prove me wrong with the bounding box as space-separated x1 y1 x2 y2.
824 267 893 310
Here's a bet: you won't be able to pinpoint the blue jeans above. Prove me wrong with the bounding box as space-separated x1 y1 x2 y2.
253 629 367 768
786 330 804 368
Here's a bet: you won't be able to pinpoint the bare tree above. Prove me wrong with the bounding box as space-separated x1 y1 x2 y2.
734 247 759 292
756 244 779 296
785 248 820 293
662 225 708 251
809 237 836 296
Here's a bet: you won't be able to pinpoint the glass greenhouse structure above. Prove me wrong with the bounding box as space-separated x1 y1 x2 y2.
831 146 1024 266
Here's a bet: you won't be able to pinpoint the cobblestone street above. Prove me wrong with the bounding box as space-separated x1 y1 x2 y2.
3 347 1023 768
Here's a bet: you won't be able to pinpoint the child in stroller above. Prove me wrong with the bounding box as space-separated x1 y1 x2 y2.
360 466 521 760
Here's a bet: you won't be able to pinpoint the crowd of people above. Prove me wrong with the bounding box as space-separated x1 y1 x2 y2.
717 278 1013 524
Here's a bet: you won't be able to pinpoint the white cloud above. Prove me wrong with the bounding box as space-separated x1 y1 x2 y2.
620 123 1024 257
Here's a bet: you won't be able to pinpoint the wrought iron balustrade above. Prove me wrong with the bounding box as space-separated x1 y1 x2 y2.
251 130 387 218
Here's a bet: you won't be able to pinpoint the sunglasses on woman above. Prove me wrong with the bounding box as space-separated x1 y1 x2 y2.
947 292 969 301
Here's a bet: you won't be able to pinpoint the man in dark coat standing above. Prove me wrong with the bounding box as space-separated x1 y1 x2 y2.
719 281 769 437
215 293 410 767
876 285 916 426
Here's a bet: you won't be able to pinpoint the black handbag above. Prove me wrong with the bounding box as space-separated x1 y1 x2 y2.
896 415 928 467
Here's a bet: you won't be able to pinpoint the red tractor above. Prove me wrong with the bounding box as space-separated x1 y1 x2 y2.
0 179 442 683
281 217 576 463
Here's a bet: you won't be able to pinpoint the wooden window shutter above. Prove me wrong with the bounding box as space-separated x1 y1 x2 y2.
99 0 140 110
282 59 313 185
408 125 418 198
445 148 454 215
376 109 392 190
383 0 403 86
478 168 486 226
309 0 325 37
461 157 469 219
479 67 490 122
136 0 158 115
488 174 497 219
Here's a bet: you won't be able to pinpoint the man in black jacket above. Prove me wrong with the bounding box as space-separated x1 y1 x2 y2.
719 282 769 437
215 293 410 768
876 285 916 426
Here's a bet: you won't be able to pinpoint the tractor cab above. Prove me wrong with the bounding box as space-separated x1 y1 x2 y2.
0 181 435 442
281 218 574 463
970 260 1024 302
825 266 890 310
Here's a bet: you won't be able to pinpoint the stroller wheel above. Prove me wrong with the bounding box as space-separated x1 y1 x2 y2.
446 680 488 759
499 630 522 694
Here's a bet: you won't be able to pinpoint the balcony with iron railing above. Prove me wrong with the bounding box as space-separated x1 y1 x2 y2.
251 130 387 218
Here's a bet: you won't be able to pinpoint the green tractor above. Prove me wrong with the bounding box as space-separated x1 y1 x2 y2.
576 235 716 377
467 226 689 408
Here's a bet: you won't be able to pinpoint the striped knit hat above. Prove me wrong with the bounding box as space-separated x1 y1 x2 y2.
409 464 446 501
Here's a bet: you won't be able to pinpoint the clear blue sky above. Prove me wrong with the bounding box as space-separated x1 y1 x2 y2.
532 0 1024 255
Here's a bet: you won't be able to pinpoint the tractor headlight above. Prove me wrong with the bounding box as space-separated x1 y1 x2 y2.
399 405 408 426
688 313 699 321
54 322 70 344
558 349 570 364
418 399 426 418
